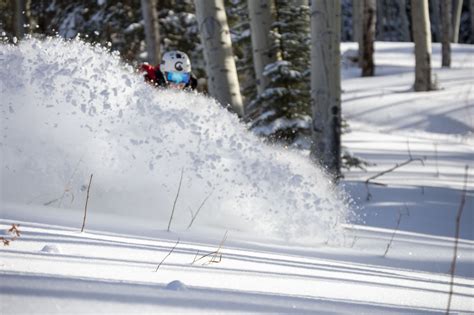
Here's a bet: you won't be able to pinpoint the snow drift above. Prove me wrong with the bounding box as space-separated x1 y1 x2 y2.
1 37 349 242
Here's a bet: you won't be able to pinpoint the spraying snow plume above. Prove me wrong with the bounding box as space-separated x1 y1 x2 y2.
1 37 349 243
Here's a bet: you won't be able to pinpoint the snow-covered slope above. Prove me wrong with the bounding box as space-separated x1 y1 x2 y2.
1 39 473 314
1 219 472 314
341 42 473 241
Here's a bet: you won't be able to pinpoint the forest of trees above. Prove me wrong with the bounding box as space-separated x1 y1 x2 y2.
1 0 473 179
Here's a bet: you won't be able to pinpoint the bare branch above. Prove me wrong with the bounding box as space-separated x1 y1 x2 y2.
43 157 83 207
155 238 180 272
382 207 407 258
167 168 184 232
434 142 440 177
407 138 413 160
1 224 21 246
192 231 228 265
1 238 10 246
8 224 21 237
81 174 93 233
365 157 425 201
403 203 410 217
187 190 213 230
59 157 83 207
446 165 469 314
350 236 359 248
191 250 200 264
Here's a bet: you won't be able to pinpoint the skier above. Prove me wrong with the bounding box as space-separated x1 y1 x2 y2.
141 50 197 91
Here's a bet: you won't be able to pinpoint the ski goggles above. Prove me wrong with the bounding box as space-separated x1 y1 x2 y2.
166 72 191 84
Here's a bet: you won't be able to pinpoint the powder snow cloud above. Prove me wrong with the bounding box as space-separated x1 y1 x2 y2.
1 37 350 243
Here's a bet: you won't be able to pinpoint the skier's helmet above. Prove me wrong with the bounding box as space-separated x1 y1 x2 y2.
161 51 192 85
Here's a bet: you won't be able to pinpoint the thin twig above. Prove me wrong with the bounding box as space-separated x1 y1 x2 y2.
192 230 228 265
193 250 217 263
350 236 359 248
8 224 21 237
191 250 200 264
155 238 180 272
81 174 93 232
382 203 410 257
43 157 83 207
187 190 213 230
434 142 440 177
365 157 425 201
1 224 21 246
207 230 228 265
446 165 469 315
383 210 404 257
167 168 184 232
402 203 410 217
58 157 83 207
407 138 413 160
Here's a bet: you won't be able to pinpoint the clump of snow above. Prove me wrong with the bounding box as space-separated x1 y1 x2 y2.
0 37 350 243
252 116 312 137
124 23 142 34
165 280 187 291
40 244 62 254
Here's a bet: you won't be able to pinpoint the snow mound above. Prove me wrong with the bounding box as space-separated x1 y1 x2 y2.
40 244 62 254
165 280 187 291
0 37 350 243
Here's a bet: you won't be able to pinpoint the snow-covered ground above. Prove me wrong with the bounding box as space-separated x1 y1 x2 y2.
1 39 473 314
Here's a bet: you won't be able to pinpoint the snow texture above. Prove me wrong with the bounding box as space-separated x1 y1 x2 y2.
0 37 349 244
40 244 62 254
165 280 187 291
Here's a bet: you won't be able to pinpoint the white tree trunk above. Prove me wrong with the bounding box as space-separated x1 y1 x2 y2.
411 0 432 91
359 0 376 76
141 0 161 65
248 0 275 95
310 0 342 178
398 0 411 41
195 0 244 116
452 0 463 43
441 0 452 67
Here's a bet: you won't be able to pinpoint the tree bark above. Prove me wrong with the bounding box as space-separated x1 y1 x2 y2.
141 0 161 65
471 0 474 43
441 0 452 67
411 0 432 91
310 0 342 179
359 0 376 76
452 0 463 43
352 0 362 42
247 0 275 95
195 0 244 116
12 0 26 40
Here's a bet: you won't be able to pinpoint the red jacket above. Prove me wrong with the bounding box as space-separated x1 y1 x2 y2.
141 63 159 83
140 63 197 90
